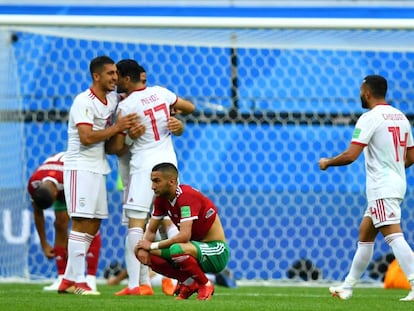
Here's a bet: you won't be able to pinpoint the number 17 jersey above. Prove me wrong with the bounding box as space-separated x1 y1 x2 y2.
117 85 178 174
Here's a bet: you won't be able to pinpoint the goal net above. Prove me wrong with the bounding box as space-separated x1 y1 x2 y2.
2 16 414 282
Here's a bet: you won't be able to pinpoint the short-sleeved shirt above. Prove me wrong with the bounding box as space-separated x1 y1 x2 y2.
64 88 120 174
28 152 65 204
117 85 178 174
152 185 218 241
351 104 414 201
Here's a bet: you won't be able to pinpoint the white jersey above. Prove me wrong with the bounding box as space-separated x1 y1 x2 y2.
352 104 414 201
64 88 119 174
117 85 178 174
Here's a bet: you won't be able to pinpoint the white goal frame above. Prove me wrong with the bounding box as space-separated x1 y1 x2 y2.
2 13 414 283
2 14 414 29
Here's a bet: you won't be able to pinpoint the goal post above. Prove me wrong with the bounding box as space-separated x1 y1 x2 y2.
1 14 414 282
0 29 30 281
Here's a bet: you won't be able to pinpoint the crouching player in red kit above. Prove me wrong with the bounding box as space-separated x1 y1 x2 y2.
135 163 230 300
28 152 101 291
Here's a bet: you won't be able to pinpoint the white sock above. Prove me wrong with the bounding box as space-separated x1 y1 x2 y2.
65 231 86 283
126 227 143 289
386 233 414 287
86 274 97 291
343 241 374 288
151 272 163 287
84 233 94 253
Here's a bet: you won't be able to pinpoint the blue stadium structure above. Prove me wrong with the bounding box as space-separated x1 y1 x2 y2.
1 2 414 283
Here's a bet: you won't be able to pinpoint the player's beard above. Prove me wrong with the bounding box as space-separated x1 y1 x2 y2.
360 95 369 109
116 86 126 94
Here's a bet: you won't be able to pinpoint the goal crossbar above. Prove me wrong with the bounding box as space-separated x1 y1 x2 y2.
2 14 414 29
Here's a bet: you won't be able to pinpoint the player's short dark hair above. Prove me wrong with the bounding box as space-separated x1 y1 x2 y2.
32 184 54 210
152 162 178 177
116 59 146 83
362 75 387 98
89 55 115 76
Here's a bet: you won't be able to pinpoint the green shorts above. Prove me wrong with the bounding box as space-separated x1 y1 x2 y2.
191 240 230 274
53 200 67 212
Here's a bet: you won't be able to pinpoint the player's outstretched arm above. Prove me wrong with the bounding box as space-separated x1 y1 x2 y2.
33 206 54 258
319 143 363 170
174 97 195 115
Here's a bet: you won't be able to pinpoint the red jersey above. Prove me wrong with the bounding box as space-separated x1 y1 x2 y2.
27 152 65 204
152 185 218 241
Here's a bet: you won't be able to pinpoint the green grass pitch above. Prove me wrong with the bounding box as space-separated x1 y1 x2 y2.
0 283 413 311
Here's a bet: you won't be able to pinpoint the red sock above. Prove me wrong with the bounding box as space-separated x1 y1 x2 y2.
172 254 208 285
54 245 67 275
86 233 101 275
149 254 190 283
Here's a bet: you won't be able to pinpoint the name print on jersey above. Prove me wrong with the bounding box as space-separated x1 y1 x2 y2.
382 113 405 120
141 94 160 106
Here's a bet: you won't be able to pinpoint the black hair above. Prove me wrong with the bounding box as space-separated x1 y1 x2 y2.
362 75 387 99
152 162 178 177
32 184 54 210
89 55 115 76
116 59 146 83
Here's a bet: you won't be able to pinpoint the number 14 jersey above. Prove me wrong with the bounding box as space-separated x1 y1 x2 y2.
351 104 414 201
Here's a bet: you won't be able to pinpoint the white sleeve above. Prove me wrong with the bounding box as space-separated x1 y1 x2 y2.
157 86 178 108
72 95 94 126
352 113 376 145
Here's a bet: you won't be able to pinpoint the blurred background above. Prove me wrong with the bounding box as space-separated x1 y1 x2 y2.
1 0 414 284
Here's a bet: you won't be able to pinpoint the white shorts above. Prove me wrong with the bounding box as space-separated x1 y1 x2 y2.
121 209 148 224
124 138 177 221
123 168 154 214
121 204 171 225
124 209 150 221
364 198 401 228
63 170 108 219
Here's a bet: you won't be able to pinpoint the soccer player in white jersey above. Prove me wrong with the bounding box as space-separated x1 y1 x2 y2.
115 72 181 296
58 55 139 295
105 59 195 296
319 75 414 301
